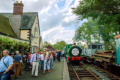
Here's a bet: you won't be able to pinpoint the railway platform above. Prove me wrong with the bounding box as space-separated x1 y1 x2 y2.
14 58 70 80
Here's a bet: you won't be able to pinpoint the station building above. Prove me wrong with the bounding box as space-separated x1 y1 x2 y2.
0 1 42 52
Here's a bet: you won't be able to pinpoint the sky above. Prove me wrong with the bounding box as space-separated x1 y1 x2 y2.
0 0 86 44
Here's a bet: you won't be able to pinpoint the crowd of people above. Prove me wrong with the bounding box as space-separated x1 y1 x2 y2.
30 49 56 77
0 49 62 80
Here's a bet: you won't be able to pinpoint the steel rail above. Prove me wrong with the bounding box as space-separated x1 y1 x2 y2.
94 65 120 80
70 64 100 80
71 65 81 80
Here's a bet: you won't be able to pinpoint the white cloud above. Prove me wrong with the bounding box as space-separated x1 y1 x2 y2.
0 0 82 44
42 25 75 44
39 0 84 44
71 0 80 8
63 14 77 23
39 0 81 31
0 0 52 12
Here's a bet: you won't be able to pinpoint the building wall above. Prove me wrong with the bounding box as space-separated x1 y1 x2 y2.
20 30 29 40
39 36 43 49
31 16 40 51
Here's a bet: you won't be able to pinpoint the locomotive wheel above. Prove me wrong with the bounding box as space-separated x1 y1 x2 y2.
69 46 82 56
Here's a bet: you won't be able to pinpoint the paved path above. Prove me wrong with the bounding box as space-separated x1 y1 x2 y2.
15 59 64 80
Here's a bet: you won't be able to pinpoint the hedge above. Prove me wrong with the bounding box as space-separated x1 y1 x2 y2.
0 35 30 53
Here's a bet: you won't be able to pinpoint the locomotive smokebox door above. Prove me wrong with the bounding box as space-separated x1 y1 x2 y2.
69 46 82 56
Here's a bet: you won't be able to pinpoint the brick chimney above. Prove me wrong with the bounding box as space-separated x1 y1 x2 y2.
13 1 24 15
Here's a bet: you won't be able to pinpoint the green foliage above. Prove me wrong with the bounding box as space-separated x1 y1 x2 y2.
43 41 53 48
53 41 66 50
73 0 120 18
0 35 29 52
43 41 66 50
73 0 120 49
74 19 100 43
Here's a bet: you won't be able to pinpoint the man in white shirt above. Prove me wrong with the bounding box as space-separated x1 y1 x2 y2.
30 51 39 77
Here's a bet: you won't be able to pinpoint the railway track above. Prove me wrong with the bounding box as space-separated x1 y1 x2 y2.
68 63 100 80
92 65 120 80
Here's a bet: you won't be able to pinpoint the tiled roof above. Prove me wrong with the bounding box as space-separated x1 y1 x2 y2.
0 12 38 30
20 12 38 29
0 12 38 37
0 15 17 37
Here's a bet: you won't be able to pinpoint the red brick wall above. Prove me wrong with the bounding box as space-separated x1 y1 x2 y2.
13 2 24 15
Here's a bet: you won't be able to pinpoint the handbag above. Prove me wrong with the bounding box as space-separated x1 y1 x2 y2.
3 58 14 75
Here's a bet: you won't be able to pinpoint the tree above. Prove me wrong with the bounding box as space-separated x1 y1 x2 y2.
73 0 120 49
43 41 53 48
53 41 66 50
74 18 116 49
74 19 101 43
